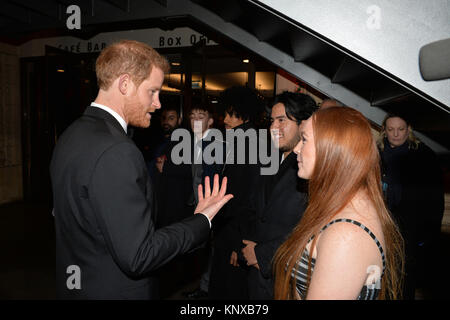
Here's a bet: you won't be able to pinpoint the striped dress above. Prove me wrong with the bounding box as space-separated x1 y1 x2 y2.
291 218 386 300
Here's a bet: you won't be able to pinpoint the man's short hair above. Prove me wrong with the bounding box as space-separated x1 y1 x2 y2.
96 40 170 90
268 91 318 124
218 86 265 122
190 98 215 118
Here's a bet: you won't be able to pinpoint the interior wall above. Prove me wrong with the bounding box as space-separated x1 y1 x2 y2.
0 42 22 205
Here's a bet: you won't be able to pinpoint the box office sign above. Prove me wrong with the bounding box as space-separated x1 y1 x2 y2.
20 27 217 57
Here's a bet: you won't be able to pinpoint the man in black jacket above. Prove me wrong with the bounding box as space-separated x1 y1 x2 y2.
157 102 225 298
240 91 318 299
208 86 265 299
50 40 232 299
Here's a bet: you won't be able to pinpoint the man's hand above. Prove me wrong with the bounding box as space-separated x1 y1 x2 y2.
195 174 233 221
230 251 239 267
242 239 259 269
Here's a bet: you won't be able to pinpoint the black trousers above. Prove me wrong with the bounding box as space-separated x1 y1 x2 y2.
208 247 249 299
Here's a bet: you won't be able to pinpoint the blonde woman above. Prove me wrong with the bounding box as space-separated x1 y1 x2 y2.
377 113 444 299
273 107 404 300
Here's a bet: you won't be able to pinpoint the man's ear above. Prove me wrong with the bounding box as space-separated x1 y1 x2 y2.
208 117 214 128
118 74 131 95
177 116 182 126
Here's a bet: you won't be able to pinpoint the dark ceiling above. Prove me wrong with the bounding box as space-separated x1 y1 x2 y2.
0 0 185 44
0 0 448 150
192 0 450 150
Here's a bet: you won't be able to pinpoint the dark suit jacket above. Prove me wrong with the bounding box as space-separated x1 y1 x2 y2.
244 151 308 299
155 130 225 228
211 122 261 251
155 138 194 228
208 122 262 299
50 107 210 299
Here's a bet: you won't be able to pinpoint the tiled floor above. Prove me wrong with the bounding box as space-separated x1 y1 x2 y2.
1 200 449 300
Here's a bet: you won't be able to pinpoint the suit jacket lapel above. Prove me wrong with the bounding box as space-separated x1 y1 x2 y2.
262 152 298 215
83 106 128 137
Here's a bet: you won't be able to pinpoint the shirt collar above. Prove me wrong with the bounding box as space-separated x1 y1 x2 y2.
194 128 211 143
90 102 127 134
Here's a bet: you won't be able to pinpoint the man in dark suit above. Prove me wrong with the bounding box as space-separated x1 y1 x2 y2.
208 86 265 299
148 101 183 179
239 91 318 299
155 102 225 298
50 40 232 299
156 102 225 228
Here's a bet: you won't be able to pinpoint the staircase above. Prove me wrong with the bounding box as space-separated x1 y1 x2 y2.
182 0 449 153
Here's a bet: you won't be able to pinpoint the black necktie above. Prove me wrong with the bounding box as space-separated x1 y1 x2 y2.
192 140 203 203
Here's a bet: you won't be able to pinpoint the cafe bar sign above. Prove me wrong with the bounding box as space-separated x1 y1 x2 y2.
19 27 217 57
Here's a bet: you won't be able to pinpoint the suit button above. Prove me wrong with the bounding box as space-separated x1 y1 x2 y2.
260 218 266 223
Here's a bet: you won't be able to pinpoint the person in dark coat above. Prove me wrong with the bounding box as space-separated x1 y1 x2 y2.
378 113 444 299
154 138 193 228
50 40 232 299
156 102 225 228
155 101 226 298
239 91 318 299
148 101 183 179
208 86 265 299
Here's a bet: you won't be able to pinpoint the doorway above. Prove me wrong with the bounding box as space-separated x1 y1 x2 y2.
20 46 98 203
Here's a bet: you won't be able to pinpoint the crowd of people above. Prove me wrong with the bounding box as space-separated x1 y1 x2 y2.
51 40 445 300
139 90 444 300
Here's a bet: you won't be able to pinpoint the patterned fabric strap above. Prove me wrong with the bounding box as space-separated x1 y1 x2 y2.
319 218 386 275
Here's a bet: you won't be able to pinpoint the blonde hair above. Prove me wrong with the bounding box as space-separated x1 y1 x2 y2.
95 40 170 90
273 107 404 300
377 114 420 151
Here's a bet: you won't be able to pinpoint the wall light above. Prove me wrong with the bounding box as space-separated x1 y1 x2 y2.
242 59 250 63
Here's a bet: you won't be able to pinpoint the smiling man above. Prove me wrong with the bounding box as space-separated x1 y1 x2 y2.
240 91 318 299
50 40 232 299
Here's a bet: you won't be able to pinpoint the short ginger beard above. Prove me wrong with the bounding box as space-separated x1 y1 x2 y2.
124 96 150 128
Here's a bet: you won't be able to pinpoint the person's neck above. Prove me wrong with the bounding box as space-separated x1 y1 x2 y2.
347 189 371 213
195 128 211 140
283 150 292 160
94 91 127 124
236 120 249 129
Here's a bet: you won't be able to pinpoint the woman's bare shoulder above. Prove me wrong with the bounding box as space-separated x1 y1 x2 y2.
316 208 384 267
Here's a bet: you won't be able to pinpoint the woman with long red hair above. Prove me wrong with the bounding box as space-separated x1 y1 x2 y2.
273 107 404 300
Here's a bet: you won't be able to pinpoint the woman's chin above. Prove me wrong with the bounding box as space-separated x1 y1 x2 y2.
297 169 310 180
